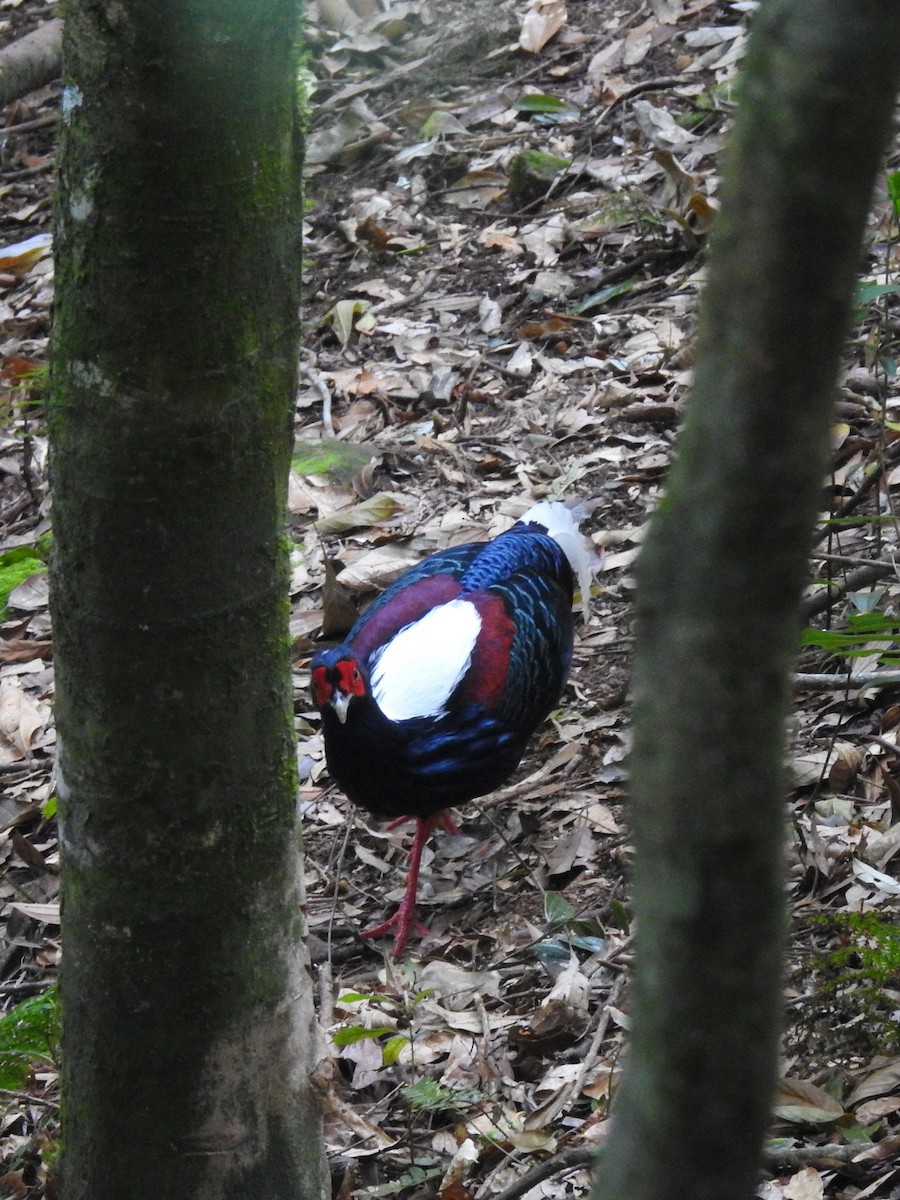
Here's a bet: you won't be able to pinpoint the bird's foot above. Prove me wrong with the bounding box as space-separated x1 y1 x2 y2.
363 811 454 957
362 905 430 958
384 810 460 837
438 810 459 835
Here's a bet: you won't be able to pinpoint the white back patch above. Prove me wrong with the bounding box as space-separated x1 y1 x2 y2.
369 599 481 722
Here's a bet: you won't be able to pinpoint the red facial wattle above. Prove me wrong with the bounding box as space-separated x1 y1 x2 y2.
311 665 332 707
336 659 365 698
312 658 366 728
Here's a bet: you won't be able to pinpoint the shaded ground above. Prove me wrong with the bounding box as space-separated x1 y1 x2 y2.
2 1 900 1197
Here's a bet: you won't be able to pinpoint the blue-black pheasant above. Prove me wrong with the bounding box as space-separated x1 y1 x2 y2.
311 501 593 956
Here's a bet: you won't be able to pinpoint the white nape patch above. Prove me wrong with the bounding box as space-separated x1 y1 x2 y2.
520 499 597 622
370 599 481 722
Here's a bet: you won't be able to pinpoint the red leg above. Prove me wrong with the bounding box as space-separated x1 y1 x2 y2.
384 810 459 835
363 811 450 957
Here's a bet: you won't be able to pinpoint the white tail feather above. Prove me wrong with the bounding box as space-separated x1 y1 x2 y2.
519 500 598 622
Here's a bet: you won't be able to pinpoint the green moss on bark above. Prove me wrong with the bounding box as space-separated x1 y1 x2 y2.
592 4 900 1200
51 4 325 1197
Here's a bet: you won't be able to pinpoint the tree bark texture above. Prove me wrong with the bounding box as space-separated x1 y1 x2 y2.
592 4 900 1199
50 4 327 1198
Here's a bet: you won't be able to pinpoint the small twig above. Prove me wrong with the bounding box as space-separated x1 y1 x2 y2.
818 440 900 532
0 493 33 526
372 270 436 315
0 758 41 777
298 359 334 436
482 1139 879 1200
0 981 53 997
4 161 53 181
566 245 686 302
0 867 41 904
570 977 623 1091
329 799 356 957
599 75 690 120
869 732 900 757
763 1141 877 1170
0 1086 58 1111
815 551 899 571
317 957 334 1029
799 562 895 620
1 111 57 138
793 670 900 691
21 401 38 503
483 1145 597 1200
455 351 487 423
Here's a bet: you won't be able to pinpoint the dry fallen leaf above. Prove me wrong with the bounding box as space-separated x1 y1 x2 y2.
649 0 685 19
10 901 59 924
782 1166 825 1200
773 1078 844 1126
847 1056 900 1106
336 545 422 592
519 0 567 53
445 170 508 210
438 1138 478 1199
320 554 360 639
0 232 51 275
851 858 900 898
322 298 372 348
633 98 696 150
418 961 501 1011
478 226 524 254
529 952 591 1043
6 570 48 613
0 676 48 761
0 638 52 664
315 493 404 534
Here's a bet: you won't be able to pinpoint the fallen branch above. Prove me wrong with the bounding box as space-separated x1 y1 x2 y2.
815 551 899 571
799 561 896 620
817 439 900 533
481 1140 879 1200
0 19 62 109
482 1145 597 1200
763 1141 876 1169
793 670 900 691
0 1086 58 1111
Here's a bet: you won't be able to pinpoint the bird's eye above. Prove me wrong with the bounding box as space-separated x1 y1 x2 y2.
351 667 360 683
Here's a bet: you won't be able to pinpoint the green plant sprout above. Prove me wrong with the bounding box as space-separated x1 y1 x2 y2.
811 912 900 1054
333 987 436 1068
802 606 900 667
401 1077 484 1114
0 986 60 1090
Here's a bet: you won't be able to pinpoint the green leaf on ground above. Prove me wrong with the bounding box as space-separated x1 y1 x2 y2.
292 437 374 484
0 986 60 1090
332 1024 395 1046
0 553 45 618
515 93 569 113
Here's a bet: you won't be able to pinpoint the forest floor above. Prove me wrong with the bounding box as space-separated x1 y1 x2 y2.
1 0 900 1197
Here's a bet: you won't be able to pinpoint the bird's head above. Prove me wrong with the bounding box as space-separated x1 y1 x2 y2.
311 648 368 725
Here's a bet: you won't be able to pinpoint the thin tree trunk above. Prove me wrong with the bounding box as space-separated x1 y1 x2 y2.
593 4 900 1199
50 4 327 1197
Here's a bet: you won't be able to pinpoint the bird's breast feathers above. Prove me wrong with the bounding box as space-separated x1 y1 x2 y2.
367 594 515 722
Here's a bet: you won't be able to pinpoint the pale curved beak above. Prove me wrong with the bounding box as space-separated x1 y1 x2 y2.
332 692 352 724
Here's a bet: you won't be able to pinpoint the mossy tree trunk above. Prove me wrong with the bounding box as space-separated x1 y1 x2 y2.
50 4 328 1197
592 4 900 1199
